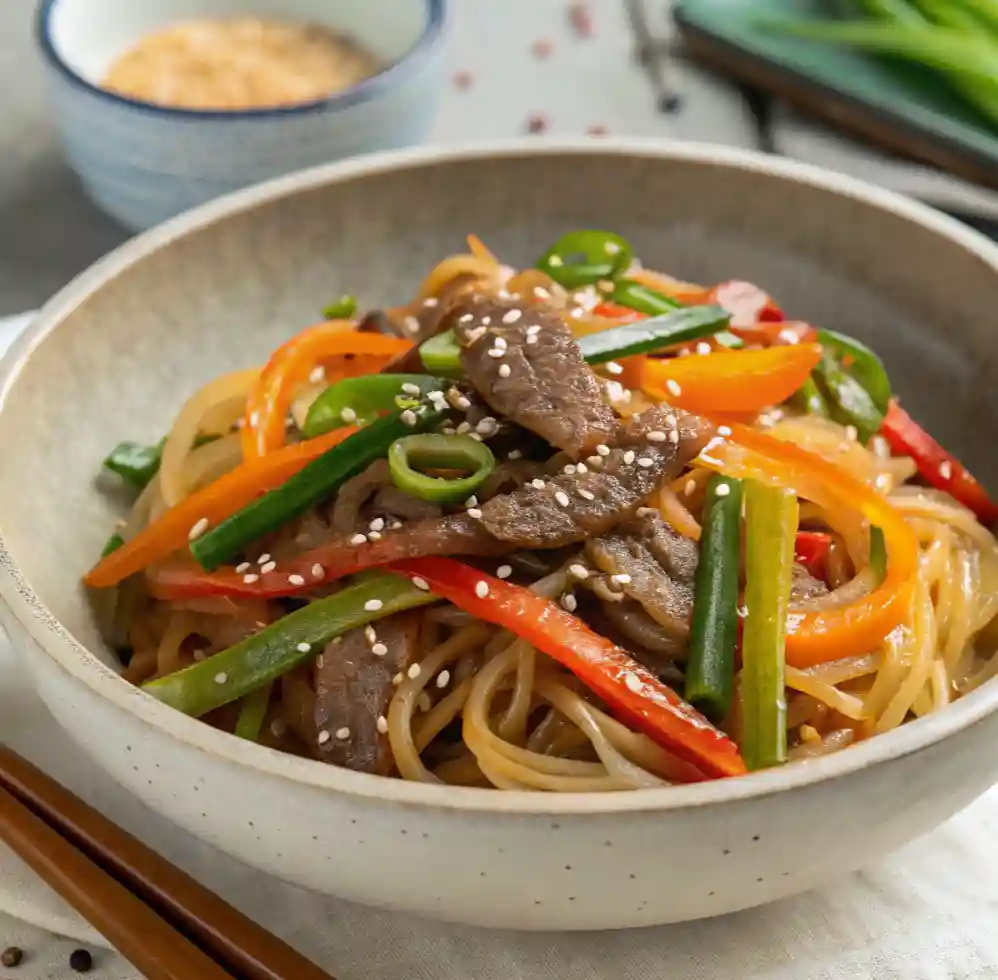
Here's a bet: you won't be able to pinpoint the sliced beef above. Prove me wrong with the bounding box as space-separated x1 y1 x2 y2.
585 512 699 649
477 407 713 550
313 611 421 774
451 297 617 459
599 597 688 660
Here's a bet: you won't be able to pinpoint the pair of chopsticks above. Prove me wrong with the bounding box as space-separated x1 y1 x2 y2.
0 745 336 980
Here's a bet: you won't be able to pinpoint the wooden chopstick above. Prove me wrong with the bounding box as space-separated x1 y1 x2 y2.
0 746 335 980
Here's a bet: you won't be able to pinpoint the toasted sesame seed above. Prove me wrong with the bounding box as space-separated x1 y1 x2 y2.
503 308 524 324
555 490 571 507
669 429 680 444
508 449 523 460
718 425 732 437
563 464 577 475
437 669 451 688
288 574 306 586
467 508 483 519
475 581 490 599
696 342 712 356
526 323 542 335
498 363 512 378
533 286 551 299
578 488 595 501
408 663 422 679
685 479 697 496
260 561 277 575
350 533 368 546
487 348 505 359
597 444 611 456
715 483 731 497
493 336 507 350
940 461 953 480
412 576 430 591
637 457 654 468
481 316 492 326
612 573 632 585
364 599 384 612
372 642 388 657
586 456 603 468
376 715 389 734
666 379 682 397
459 313 474 324
368 531 382 541
624 672 643 693
623 450 636 465
243 574 259 584
214 672 228 685
257 553 272 565
561 593 578 612
236 562 251 574
403 316 420 334
365 625 378 643
188 517 209 541
336 727 351 740
340 406 358 424
401 382 421 396
569 564 590 579
605 361 624 376
296 641 311 653
531 479 546 490
318 730 331 745
401 409 418 426
391 520 403 529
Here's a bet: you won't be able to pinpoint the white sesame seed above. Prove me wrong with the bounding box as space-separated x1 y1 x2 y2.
718 425 732 437
372 642 388 657
636 507 658 517
376 715 389 734
597 444 611 456
526 323 542 335
436 670 451 689
256 553 272 565
508 449 522 460
463 495 478 508
340 407 358 424
587 456 603 468
548 255 564 267
365 599 384 612
318 730 331 745
456 420 472 434
696 342 712 356
940 461 953 480
605 241 621 255
487 348 505 359
423 296 439 308
403 316 420 334
605 361 624 376
465 325 487 344
493 336 507 350
214 672 228 685
526 334 538 344
391 520 402 529
459 313 474 324
476 417 498 435
623 450 636 465
666 379 682 397
288 574 306 586
578 488 595 500
412 576 430 591
555 490 571 507
296 641 311 653
467 508 482 519
188 517 209 541
498 363 512 378
336 727 351 740
368 531 382 541
365 625 377 643
481 316 492 326
647 430 666 442
576 462 588 474
570 564 589 579
778 328 801 345
350 533 368 546
503 308 523 324
401 409 418 426
260 561 277 575
364 518 383 534
270 718 287 737
563 464 577 475
456 395 472 410
561 593 578 612
309 365 326 384
531 479 546 490
408 663 422 679
236 562 251 574
533 286 551 299
669 429 680 444
243 574 259 584
474 581 490 599
665 414 678 428
401 382 421 396
715 483 731 497
612 573 632 585
637 457 654 468
597 279 615 294
624 672 643 693
684 479 697 497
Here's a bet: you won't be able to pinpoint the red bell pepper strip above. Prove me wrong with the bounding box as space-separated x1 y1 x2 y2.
592 301 645 322
708 280 785 326
880 400 998 526
390 557 747 780
794 531 832 581
729 321 817 348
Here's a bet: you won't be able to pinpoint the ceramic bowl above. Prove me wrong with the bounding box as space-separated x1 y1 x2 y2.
36 0 448 231
3 141 998 932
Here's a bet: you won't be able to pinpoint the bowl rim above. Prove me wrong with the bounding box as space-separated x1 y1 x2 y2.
4 138 998 816
35 0 447 120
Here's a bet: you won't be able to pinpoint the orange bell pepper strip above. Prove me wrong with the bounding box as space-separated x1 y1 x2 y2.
698 426 919 668
85 427 356 589
242 325 411 459
729 321 817 348
640 344 822 415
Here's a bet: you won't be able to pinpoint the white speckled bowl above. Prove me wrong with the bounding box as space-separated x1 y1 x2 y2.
3 141 998 931
36 0 448 231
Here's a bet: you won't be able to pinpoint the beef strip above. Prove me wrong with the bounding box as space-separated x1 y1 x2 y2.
585 512 699 650
451 297 617 459
313 611 421 774
477 406 713 550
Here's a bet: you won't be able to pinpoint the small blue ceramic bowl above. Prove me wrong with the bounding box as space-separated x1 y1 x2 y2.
37 0 448 231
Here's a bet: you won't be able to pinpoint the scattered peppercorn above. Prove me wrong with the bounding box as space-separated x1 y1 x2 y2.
453 69 473 90
567 1 594 37
69 948 93 973
659 93 684 115
527 113 548 134
1 946 24 968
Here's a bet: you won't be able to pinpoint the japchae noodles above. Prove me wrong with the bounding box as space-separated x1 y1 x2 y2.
84 230 998 790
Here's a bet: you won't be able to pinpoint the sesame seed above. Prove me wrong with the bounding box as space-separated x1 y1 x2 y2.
465 325 487 344
456 395 472 410
497 564 512 579
257 553 272 565
715 483 731 497
563 464 577 475
423 296 439 308
367 517 384 533
336 727 351 740
576 463 588 474
555 490 571 507
940 461 953 480
624 672 643 694
636 507 657 517
270 718 287 737
418 692 432 712
605 241 621 255
696 342 712 356
288 574 306 586
845 425 859 442
377 715 389 734
437 670 451 688
214 672 228 685
296 642 311 653
457 420 472 434
666 379 682 397
192 649 207 662
526 323 542 335
368 531 382 541
612 573 632 585
188 517 209 541
403 316 420 334
778 328 801 345
597 444 611 456
340 407 357 424
401 409 418 426
647 430 666 442
587 456 603 468
637 457 654 468
481 316 492 326
260 561 277 575
487 348 505 359
476 417 498 435
597 279 615 294
665 414 678 428
475 581 490 599
391 520 402 529
401 382 421 396
493 336 507 350
412 576 430 591
364 599 384 612
498 363 512 378
578 488 595 500
350 533 368 546
372 642 388 656
408 663 422 679
718 425 732 437
459 313 474 324
503 309 523 324
561 593 578 612
309 365 326 384
365 626 378 643
508 449 522 460
467 508 482 519
605 361 624 376
684 479 697 496
318 730 331 745
533 286 551 300
623 450 636 465
243 574 259 584
531 479 546 490
570 564 589 579
236 562 251 574
548 255 564 267
669 429 680 444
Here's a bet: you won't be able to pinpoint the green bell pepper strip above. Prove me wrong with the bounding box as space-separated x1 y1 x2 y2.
101 533 125 558
388 434 496 505
608 279 682 316
190 400 450 570
234 684 272 742
817 329 891 415
143 573 438 717
302 374 449 438
103 433 221 491
322 295 358 320
535 230 634 289
740 480 797 771
870 525 887 585
789 376 830 418
685 475 744 723
813 349 884 442
418 305 732 375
